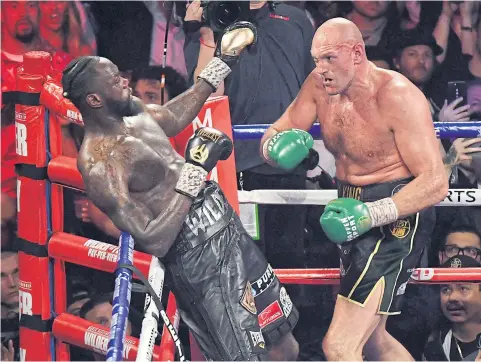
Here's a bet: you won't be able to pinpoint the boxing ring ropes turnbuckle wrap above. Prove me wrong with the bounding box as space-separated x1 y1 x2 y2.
10 51 481 361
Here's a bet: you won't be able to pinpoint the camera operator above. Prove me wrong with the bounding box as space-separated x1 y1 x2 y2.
183 0 315 306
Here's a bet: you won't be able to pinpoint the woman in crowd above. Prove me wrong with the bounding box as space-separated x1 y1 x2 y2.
39 1 96 58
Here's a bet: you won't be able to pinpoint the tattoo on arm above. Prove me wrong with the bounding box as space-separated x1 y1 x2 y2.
148 80 214 137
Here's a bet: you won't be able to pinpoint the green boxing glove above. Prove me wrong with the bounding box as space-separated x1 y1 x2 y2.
320 197 399 244
263 129 314 170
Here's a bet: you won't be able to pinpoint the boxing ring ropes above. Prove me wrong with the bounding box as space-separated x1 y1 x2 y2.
9 51 481 361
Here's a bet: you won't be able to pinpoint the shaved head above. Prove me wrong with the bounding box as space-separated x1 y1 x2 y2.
313 18 364 49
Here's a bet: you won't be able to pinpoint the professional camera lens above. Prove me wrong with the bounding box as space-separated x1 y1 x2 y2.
213 3 241 27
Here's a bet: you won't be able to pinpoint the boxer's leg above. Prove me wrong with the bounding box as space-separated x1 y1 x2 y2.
363 316 414 361
322 280 384 361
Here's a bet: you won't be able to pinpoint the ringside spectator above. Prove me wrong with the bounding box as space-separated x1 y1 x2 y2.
438 225 481 265
423 255 481 361
39 1 96 58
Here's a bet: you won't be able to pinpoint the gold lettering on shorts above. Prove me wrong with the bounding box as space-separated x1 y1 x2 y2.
341 185 362 200
197 128 221 143
390 219 411 239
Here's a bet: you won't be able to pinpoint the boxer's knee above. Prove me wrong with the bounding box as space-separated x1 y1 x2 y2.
322 331 359 361
267 333 299 361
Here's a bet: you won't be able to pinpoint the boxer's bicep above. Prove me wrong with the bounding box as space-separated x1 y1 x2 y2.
389 87 443 177
382 83 448 216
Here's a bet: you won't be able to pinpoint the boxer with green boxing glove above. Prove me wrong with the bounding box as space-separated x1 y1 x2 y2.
320 197 399 244
262 129 314 170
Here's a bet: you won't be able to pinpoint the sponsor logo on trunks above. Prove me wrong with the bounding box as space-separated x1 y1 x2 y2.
184 189 226 236
248 330 266 350
391 184 407 196
190 144 209 163
450 257 463 268
240 282 257 314
389 218 411 239
251 264 275 297
410 268 434 281
341 215 359 241
396 281 408 296
279 287 293 317
340 185 362 200
258 301 284 329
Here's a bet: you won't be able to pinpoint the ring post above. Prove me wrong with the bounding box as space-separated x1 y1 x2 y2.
15 51 55 361
107 232 135 361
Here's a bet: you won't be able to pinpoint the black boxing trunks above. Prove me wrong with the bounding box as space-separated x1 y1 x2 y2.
164 181 298 361
336 178 435 315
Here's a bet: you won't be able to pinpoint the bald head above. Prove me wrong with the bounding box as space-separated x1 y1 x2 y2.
313 18 364 49
310 18 368 96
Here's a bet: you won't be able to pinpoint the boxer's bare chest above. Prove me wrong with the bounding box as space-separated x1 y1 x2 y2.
80 113 183 207
317 96 396 166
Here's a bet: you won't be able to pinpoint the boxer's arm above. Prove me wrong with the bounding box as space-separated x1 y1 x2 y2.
381 80 448 218
145 80 214 137
82 161 193 258
260 74 318 155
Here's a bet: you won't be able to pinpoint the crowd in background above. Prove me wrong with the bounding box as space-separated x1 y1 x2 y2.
2 1 481 361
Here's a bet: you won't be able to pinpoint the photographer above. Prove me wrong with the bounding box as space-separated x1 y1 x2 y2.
183 0 315 305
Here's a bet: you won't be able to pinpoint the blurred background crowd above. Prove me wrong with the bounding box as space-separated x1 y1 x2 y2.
2 1 481 361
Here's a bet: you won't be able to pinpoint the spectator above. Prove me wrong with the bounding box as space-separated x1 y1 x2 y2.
184 0 315 304
343 1 401 53
392 29 442 95
38 1 97 58
1 1 54 94
1 250 19 320
430 1 479 109
1 249 19 361
131 65 188 105
438 225 481 265
1 1 52 59
79 293 133 361
432 1 478 69
423 255 481 361
143 1 187 77
66 280 92 316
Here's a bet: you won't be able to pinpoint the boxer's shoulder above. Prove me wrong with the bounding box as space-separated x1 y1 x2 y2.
374 69 422 109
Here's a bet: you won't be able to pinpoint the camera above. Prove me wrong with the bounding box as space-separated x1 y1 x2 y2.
200 1 250 33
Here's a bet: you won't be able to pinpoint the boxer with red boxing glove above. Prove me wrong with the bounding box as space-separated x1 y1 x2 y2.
63 21 298 361
262 18 448 361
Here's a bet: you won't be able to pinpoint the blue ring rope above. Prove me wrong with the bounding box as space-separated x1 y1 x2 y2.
106 232 134 361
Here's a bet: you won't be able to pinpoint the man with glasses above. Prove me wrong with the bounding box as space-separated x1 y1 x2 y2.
438 225 481 265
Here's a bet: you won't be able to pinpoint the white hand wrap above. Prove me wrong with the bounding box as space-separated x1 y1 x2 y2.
365 197 399 227
175 163 208 199
198 57 231 90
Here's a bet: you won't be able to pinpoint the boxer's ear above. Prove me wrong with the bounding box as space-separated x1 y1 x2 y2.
352 44 363 65
86 93 102 108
